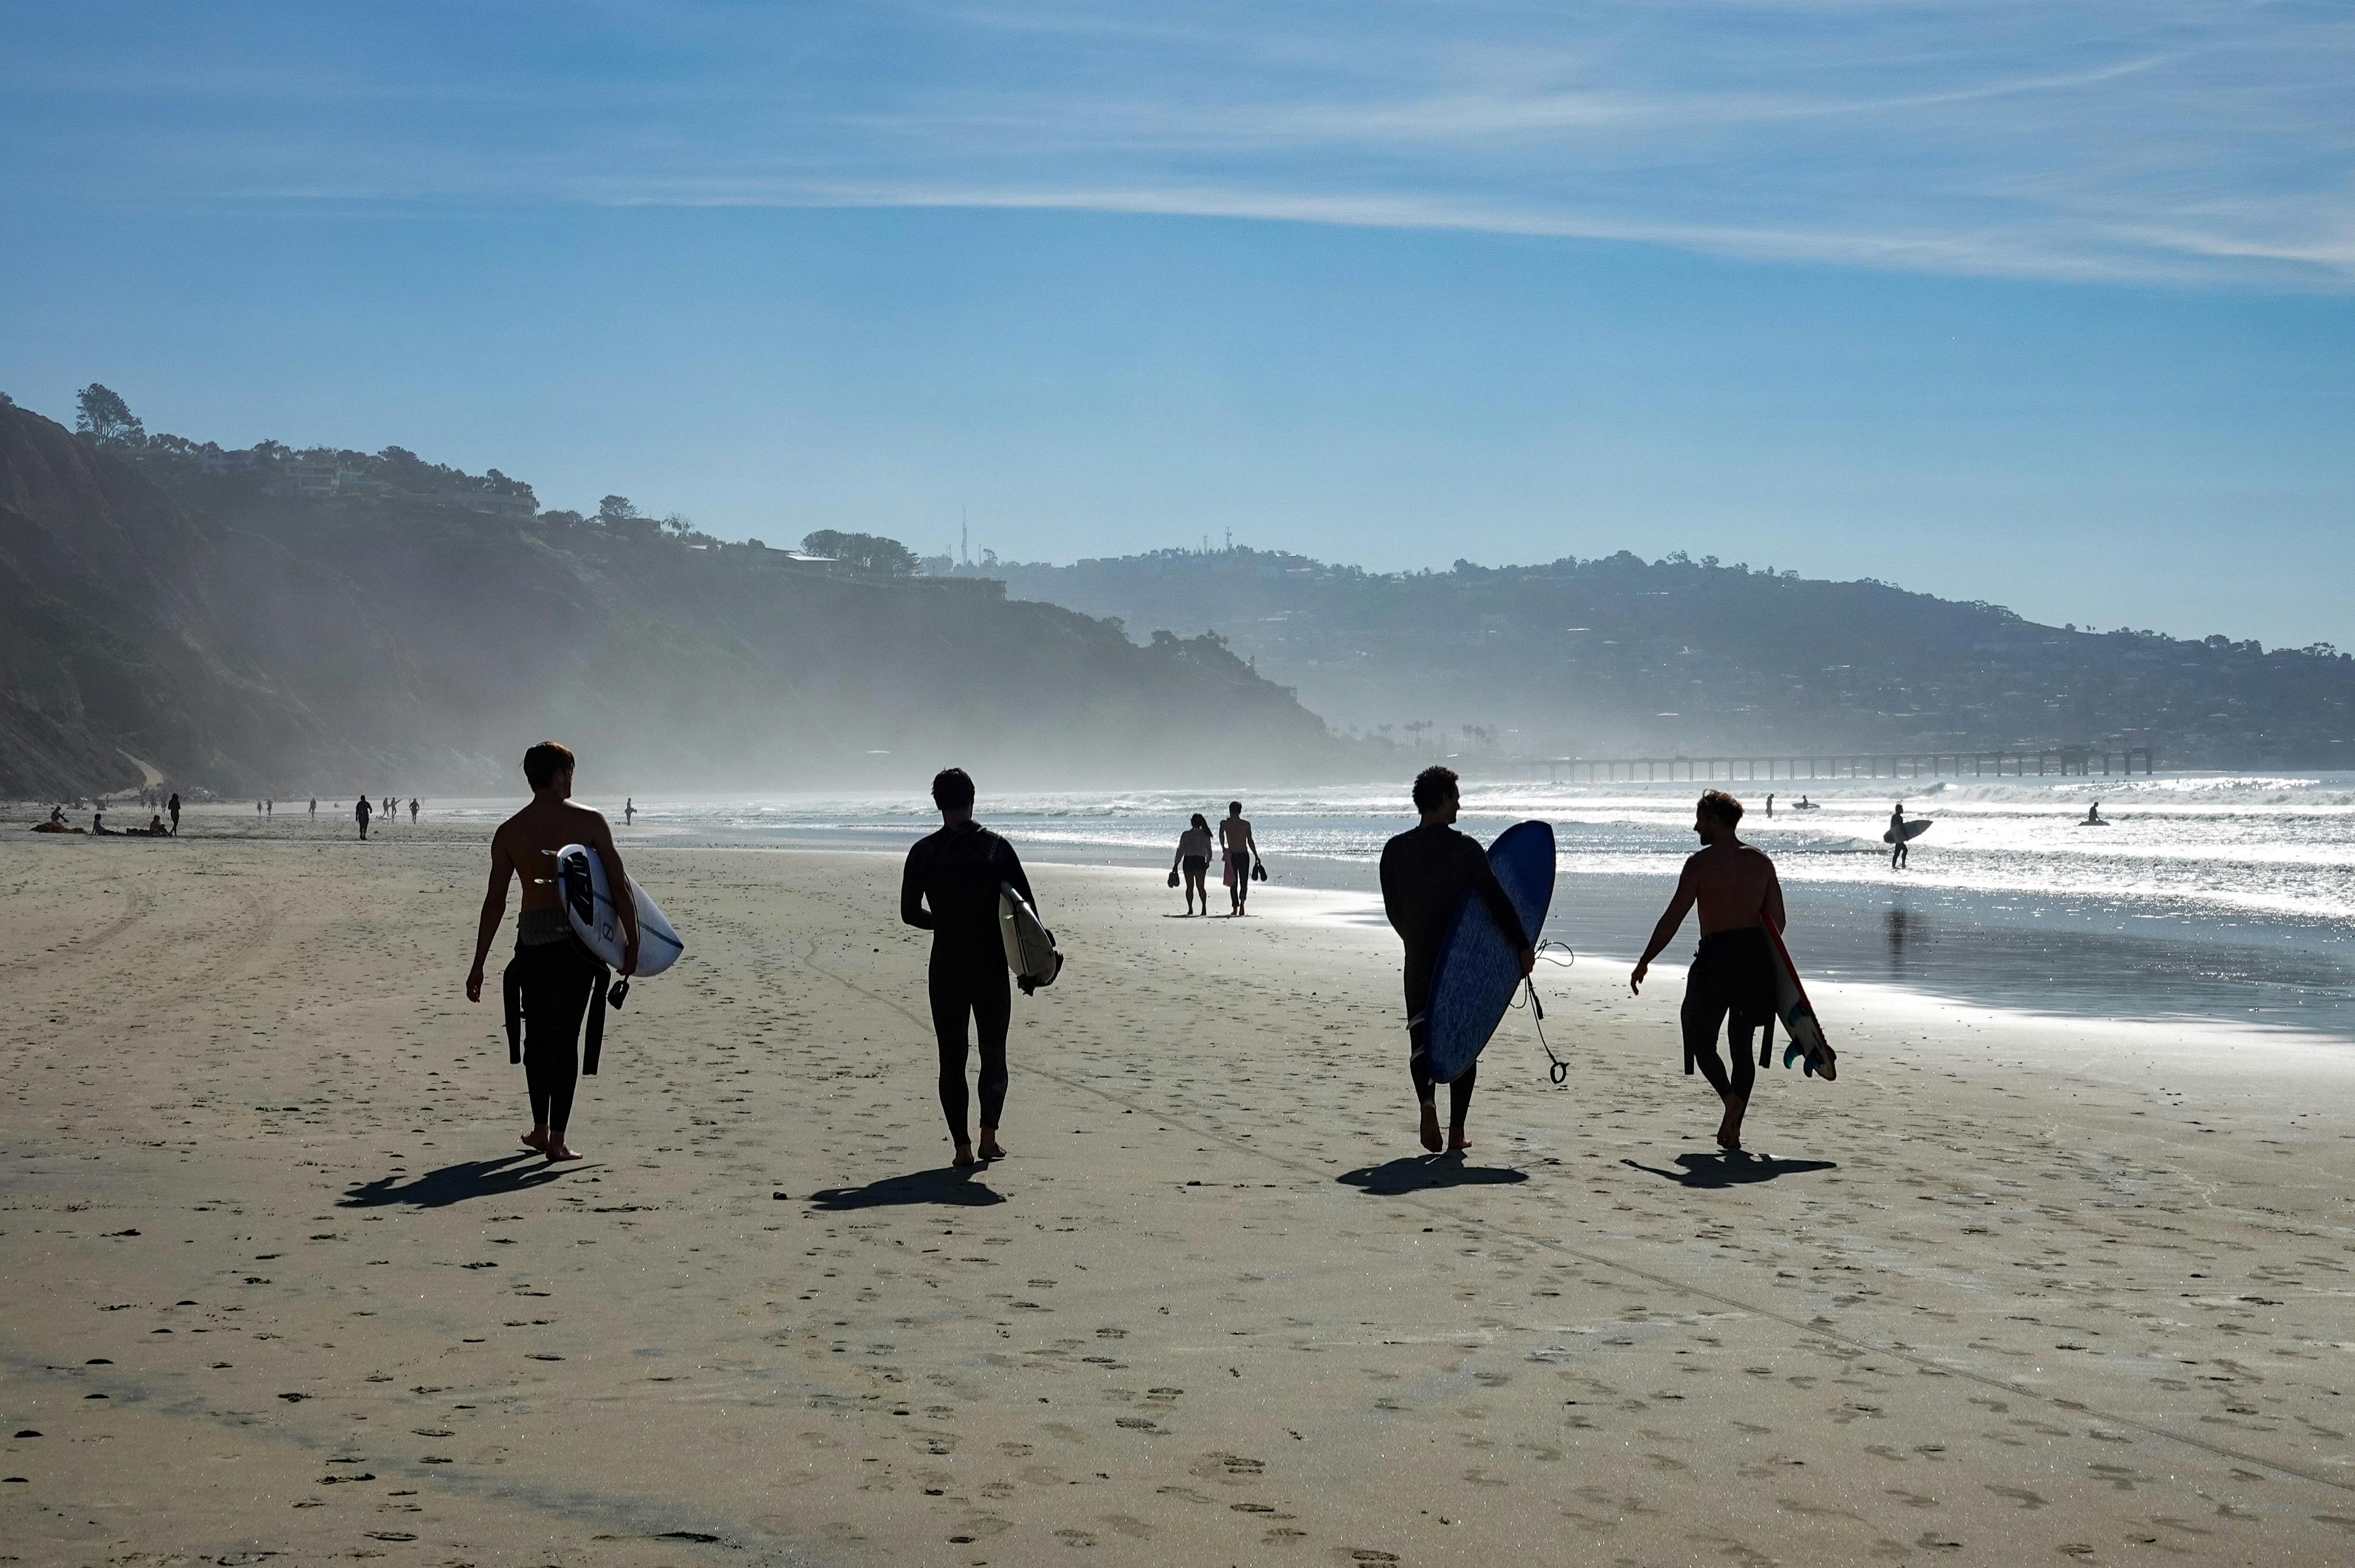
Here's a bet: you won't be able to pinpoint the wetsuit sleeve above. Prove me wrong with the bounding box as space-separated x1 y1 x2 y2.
1378 841 1405 937
900 847 934 929
999 841 1035 909
1468 843 1529 951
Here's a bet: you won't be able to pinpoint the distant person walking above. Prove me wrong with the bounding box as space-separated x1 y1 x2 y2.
1889 802 1909 868
900 767 1034 1167
465 741 638 1163
1219 801 1261 916
624 797 635 827
355 795 372 840
1171 813 1214 915
1631 790 1786 1151
409 797 420 824
167 791 180 835
308 798 316 818
1380 766 1535 1153
1765 793 1774 818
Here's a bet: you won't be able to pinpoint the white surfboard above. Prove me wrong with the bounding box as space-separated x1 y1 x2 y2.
556 843 685 977
998 882 1061 994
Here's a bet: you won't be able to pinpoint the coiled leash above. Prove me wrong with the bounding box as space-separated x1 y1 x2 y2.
1506 940 1578 1084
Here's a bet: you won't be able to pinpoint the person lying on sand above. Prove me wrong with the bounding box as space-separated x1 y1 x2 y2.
465 741 638 1163
1632 790 1786 1152
1379 766 1533 1154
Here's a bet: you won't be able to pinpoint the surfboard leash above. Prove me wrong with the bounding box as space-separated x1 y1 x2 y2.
1509 941 1577 1085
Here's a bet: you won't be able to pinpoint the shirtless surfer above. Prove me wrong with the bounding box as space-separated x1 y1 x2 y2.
1380 766 1535 1153
1631 790 1786 1152
1218 801 1260 916
464 742 638 1162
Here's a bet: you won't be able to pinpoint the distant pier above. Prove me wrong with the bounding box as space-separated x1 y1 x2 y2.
1506 745 2155 785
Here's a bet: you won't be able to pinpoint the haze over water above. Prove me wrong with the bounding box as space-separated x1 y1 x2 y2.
445 771 2355 1043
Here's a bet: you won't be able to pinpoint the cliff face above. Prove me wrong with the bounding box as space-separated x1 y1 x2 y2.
0 406 1340 797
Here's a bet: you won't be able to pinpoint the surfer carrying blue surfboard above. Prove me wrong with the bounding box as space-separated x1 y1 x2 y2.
464 741 639 1163
1631 790 1786 1152
1379 766 1536 1154
901 767 1035 1167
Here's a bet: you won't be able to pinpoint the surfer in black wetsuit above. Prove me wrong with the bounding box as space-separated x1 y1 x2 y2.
465 741 638 1162
1378 766 1536 1154
1889 802 1909 868
901 767 1034 1167
1632 790 1786 1152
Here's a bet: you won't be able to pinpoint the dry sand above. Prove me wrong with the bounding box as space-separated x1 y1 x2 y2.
4 807 2354 1566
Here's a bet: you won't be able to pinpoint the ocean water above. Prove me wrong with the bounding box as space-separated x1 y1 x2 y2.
447 773 2355 1041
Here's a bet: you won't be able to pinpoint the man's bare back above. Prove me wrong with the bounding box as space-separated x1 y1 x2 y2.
1681 840 1785 936
490 797 626 917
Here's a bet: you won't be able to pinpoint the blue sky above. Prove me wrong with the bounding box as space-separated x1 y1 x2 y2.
3 2 2350 645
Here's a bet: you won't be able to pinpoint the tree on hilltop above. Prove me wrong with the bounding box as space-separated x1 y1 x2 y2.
75 384 145 447
801 529 919 577
599 495 640 523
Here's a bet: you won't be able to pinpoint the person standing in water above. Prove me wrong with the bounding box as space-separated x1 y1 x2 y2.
409 797 420 824
1171 813 1214 915
1765 793 1774 818
1631 790 1786 1152
624 797 635 827
1888 801 1909 868
1379 766 1535 1154
167 791 180 835
901 767 1034 1167
1218 801 1260 916
355 795 371 839
308 797 316 819
465 741 638 1163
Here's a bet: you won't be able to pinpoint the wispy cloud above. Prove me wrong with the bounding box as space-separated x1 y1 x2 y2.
5 0 2350 287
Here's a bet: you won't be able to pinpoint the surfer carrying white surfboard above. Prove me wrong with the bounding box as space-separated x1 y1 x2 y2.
463 741 639 1163
901 767 1035 1167
1631 790 1786 1152
1379 766 1536 1154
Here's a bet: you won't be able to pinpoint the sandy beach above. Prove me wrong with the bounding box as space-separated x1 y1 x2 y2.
5 809 2354 1566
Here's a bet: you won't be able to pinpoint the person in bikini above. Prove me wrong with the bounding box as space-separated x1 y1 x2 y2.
1218 801 1260 915
465 741 638 1162
1171 813 1214 914
1632 790 1785 1152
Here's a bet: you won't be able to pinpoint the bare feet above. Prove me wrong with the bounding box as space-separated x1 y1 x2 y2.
952 1143 977 1167
1447 1128 1470 1154
1418 1101 1443 1152
977 1131 1007 1160
521 1127 550 1154
1716 1096 1747 1151
544 1137 582 1161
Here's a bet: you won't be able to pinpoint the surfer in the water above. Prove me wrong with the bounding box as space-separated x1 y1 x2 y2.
901 767 1034 1167
1172 813 1214 915
1219 801 1260 915
1380 766 1536 1154
1889 802 1909 868
1631 790 1786 1152
464 741 638 1163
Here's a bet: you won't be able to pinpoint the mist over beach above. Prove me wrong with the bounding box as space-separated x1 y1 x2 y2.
7 3 2355 1565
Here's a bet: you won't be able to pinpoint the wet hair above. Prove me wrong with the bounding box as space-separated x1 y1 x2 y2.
1228 800 1242 814
1412 765 1459 813
1190 812 1208 831
931 767 976 812
522 741 576 790
1697 789 1744 827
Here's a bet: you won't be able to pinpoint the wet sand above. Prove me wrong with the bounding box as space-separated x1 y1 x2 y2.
5 809 2355 1565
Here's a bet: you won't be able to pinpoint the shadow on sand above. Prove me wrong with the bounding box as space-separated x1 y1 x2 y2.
340 1151 570 1209
1337 1153 1531 1196
807 1166 1006 1210
1621 1151 1837 1188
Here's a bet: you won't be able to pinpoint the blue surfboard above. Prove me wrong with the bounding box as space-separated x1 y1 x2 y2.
1420 821 1556 1084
